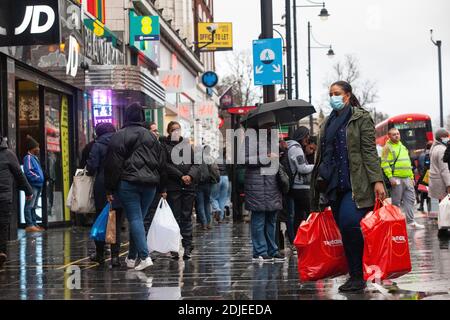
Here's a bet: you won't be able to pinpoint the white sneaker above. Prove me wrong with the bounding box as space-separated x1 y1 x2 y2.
408 221 425 229
135 257 153 271
125 257 136 269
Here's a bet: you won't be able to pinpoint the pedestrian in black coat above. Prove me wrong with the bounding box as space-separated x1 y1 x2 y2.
0 137 33 269
161 121 199 260
86 123 124 267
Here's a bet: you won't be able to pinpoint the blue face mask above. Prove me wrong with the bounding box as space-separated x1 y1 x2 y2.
330 95 346 111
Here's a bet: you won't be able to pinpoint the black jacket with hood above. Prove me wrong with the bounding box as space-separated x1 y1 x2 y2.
0 137 32 218
104 104 166 194
161 136 199 192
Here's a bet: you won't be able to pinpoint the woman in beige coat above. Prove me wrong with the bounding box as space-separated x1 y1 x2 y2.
429 128 450 201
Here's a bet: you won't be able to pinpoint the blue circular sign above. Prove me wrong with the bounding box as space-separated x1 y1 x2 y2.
202 71 219 88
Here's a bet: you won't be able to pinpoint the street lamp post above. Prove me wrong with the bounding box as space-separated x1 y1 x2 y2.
430 29 444 128
273 27 288 98
293 1 329 99
261 0 275 104
307 21 334 135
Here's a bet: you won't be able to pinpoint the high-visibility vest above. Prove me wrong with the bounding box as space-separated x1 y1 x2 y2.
381 140 414 179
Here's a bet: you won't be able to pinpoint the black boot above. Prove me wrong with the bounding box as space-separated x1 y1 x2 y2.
348 275 367 292
90 249 105 265
111 256 121 268
338 277 354 292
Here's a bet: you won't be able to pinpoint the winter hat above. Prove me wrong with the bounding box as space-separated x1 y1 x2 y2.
434 128 449 141
26 135 39 151
95 122 116 138
292 126 310 142
124 102 145 125
257 111 276 128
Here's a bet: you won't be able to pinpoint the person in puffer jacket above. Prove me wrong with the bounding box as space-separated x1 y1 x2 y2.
0 136 33 269
104 102 165 271
23 135 45 232
244 112 285 263
161 121 199 261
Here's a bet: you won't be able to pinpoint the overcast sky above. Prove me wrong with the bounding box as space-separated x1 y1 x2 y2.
214 0 450 128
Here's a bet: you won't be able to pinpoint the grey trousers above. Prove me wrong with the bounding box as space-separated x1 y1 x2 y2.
391 177 416 224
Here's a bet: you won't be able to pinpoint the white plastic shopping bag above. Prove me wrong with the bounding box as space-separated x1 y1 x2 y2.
69 169 95 213
438 195 450 230
147 199 181 253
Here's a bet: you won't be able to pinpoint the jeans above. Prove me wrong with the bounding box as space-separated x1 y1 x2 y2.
251 211 279 257
117 181 156 260
210 176 230 220
391 178 416 223
286 189 311 244
196 184 212 225
330 191 370 278
24 186 42 227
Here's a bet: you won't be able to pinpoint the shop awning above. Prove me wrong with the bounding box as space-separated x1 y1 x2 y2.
83 65 166 107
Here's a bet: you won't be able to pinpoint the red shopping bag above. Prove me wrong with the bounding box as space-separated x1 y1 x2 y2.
294 209 348 282
361 200 412 282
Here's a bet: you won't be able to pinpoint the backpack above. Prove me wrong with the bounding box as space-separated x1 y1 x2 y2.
279 144 300 188
198 163 220 184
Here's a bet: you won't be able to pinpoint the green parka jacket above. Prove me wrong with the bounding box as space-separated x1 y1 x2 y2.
310 106 385 211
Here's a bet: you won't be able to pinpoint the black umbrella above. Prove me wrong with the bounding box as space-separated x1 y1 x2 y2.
240 99 316 127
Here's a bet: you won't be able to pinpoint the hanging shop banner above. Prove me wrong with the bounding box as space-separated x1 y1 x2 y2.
84 16 124 65
0 0 61 47
159 70 183 93
196 101 216 119
197 22 232 52
61 95 71 222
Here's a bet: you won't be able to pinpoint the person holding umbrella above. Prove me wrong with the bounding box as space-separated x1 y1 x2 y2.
245 112 286 263
311 81 386 292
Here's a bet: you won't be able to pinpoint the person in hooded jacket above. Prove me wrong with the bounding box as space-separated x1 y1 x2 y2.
104 103 165 271
86 123 124 267
285 126 315 245
245 112 286 263
0 136 33 269
161 121 199 260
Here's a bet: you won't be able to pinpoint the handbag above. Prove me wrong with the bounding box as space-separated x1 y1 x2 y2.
70 168 95 213
105 206 116 244
277 163 290 194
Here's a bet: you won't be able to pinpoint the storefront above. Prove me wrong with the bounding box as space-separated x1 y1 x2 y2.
0 0 88 234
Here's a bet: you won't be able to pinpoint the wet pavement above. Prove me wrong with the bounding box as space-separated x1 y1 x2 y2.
0 211 449 300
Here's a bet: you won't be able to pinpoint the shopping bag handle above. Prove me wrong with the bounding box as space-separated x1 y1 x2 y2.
373 198 383 212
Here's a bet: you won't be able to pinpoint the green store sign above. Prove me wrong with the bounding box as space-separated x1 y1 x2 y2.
129 10 160 42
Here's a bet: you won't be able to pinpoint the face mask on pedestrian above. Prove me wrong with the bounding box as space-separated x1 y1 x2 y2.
329 95 346 111
170 129 181 141
442 137 450 145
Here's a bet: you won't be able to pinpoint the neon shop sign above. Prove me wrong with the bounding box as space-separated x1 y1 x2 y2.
92 89 113 126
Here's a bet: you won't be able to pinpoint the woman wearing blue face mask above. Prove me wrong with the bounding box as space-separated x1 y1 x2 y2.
311 80 386 292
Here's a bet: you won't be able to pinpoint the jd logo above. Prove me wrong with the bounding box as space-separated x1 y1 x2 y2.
15 5 56 35
66 36 79 77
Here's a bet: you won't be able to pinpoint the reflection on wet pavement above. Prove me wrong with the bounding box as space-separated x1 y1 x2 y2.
0 213 449 300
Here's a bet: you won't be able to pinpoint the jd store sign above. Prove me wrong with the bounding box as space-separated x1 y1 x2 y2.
0 0 61 47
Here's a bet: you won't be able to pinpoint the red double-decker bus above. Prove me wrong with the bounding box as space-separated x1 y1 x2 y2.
375 114 433 157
